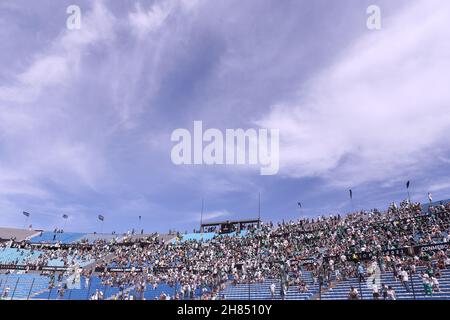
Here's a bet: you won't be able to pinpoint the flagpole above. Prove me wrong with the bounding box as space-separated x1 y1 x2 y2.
200 198 204 234
349 189 354 213
297 202 303 221
406 181 411 202
23 212 31 229
139 216 142 234
258 192 261 228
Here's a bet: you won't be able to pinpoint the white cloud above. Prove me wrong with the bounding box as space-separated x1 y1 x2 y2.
428 182 450 193
129 2 172 37
257 0 450 187
128 0 201 38
0 1 117 208
0 2 116 104
183 210 231 224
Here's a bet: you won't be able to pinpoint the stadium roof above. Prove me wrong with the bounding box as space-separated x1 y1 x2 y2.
0 227 40 242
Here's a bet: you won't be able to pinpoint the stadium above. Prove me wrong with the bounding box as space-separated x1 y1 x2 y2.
1 197 449 300
1 0 450 312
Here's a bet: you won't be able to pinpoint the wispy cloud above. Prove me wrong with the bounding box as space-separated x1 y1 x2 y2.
184 209 232 224
0 0 449 232
0 1 118 226
258 0 450 188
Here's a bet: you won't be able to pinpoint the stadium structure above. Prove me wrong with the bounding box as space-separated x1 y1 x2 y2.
0 198 449 300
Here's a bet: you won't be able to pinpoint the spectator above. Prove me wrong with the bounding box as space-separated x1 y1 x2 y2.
400 269 410 292
357 263 365 283
372 280 380 300
431 276 440 292
382 284 389 300
386 286 396 300
348 286 359 300
270 282 276 300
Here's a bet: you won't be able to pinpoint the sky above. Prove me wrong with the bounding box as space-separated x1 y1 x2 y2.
0 0 449 234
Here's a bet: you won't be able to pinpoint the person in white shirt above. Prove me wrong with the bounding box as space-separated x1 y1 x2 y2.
445 257 450 267
348 286 359 300
91 289 100 300
386 286 396 300
421 273 433 295
372 283 380 300
431 276 440 292
270 282 276 300
2 287 10 298
335 268 341 281
400 269 410 292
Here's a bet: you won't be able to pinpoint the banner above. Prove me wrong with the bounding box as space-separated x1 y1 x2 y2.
94 266 144 273
414 242 449 255
297 258 315 265
0 264 69 271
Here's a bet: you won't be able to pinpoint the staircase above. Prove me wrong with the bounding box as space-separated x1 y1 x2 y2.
220 271 319 300
321 267 450 300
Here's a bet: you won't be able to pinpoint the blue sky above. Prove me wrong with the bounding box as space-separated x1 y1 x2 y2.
0 0 449 233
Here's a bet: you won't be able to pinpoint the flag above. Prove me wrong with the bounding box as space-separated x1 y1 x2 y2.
139 215 142 220
349 189 353 199
406 181 410 189
23 211 30 217
297 202 302 208
62 214 69 219
428 193 433 203
98 214 105 221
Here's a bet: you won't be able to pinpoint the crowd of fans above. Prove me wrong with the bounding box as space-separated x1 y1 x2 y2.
90 199 450 299
0 198 449 300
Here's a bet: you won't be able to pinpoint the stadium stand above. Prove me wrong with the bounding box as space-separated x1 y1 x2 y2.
79 233 120 243
0 248 42 265
177 232 217 242
221 271 318 300
0 273 52 300
27 275 207 300
321 266 450 300
32 275 121 300
218 230 249 238
421 199 450 214
30 232 87 244
0 247 93 268
125 233 176 244
0 197 449 300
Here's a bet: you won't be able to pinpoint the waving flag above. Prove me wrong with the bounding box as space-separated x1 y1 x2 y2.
406 180 410 189
98 214 105 221
23 211 30 217
297 202 302 208
62 214 69 219
428 192 433 203
349 189 353 199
